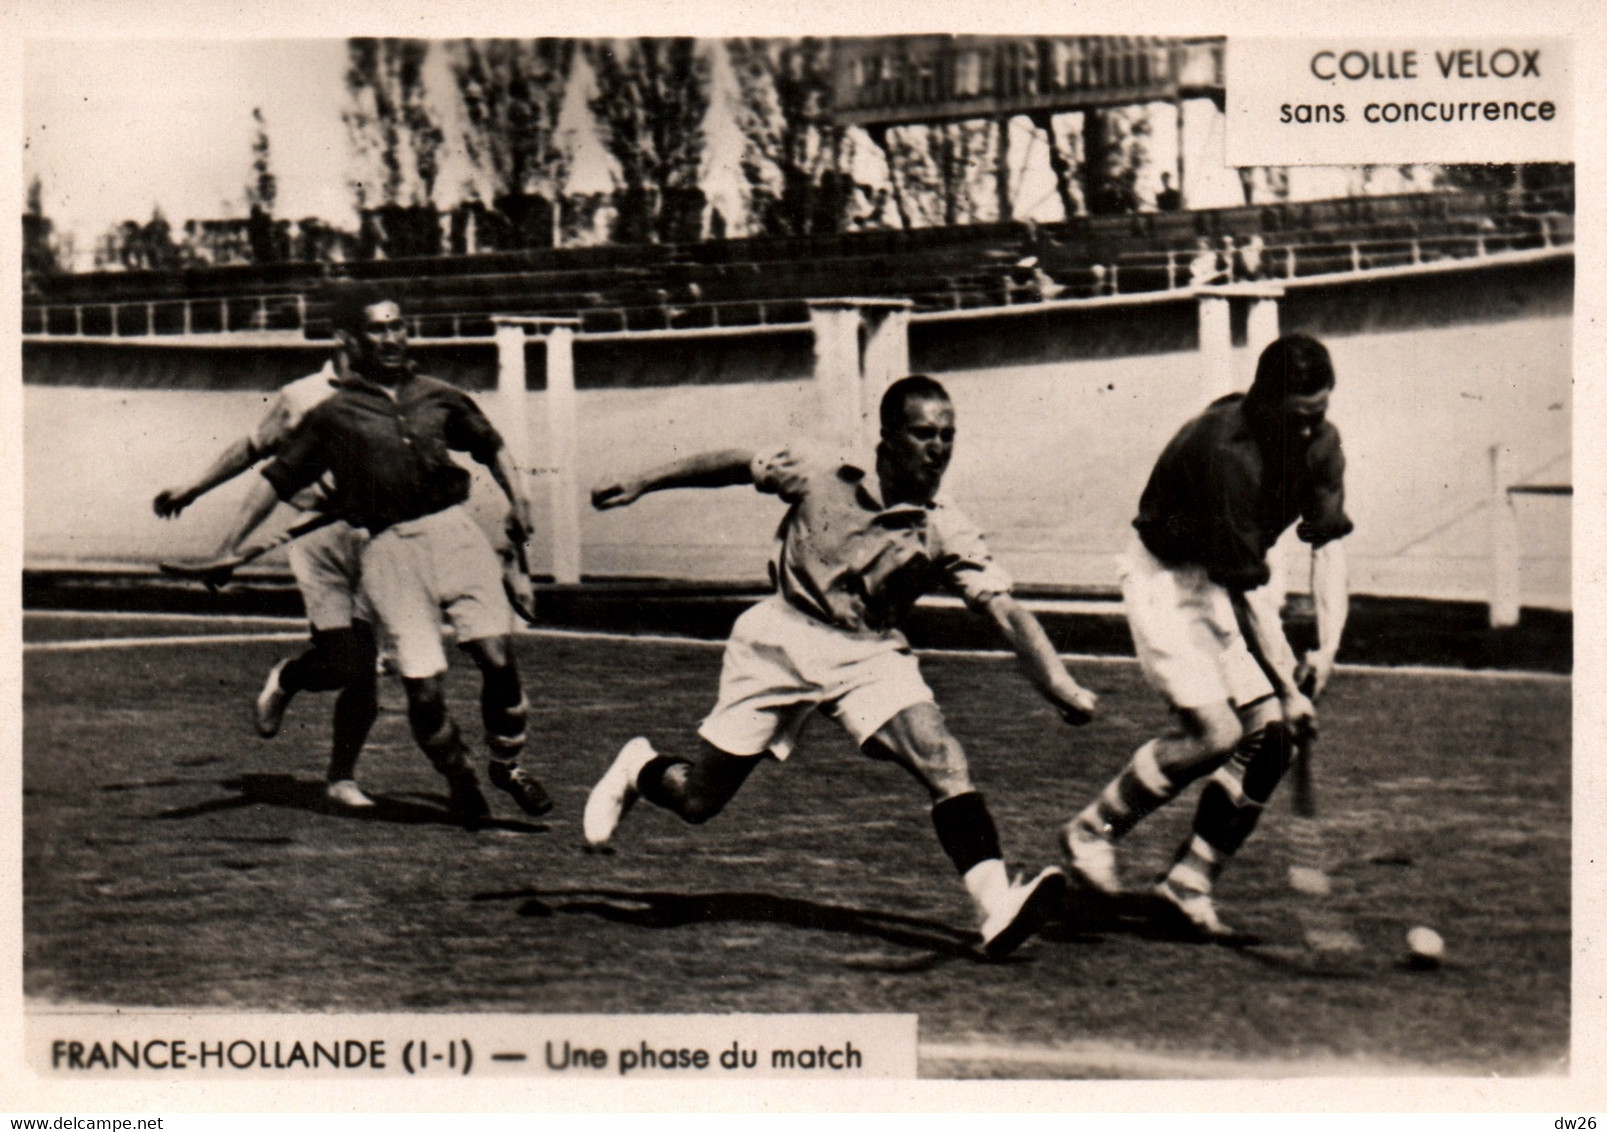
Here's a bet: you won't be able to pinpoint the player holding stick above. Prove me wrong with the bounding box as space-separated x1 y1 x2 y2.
585 376 1100 959
154 354 379 810
200 286 551 821
1061 334 1352 938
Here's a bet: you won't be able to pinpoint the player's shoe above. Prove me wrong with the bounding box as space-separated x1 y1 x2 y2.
325 779 376 809
488 760 553 817
444 766 492 821
255 658 294 738
1153 879 1238 941
583 737 657 849
1060 815 1122 895
979 867 1070 960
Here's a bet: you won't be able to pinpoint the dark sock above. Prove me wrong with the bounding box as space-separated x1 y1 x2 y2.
931 791 1003 876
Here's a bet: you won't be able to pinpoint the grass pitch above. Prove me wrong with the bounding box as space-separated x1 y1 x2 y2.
23 614 1569 1076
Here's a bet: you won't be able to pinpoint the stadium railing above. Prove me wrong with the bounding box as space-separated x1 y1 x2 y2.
22 189 1574 341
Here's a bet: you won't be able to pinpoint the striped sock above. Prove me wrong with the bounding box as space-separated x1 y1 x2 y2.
1078 739 1183 840
1165 743 1274 893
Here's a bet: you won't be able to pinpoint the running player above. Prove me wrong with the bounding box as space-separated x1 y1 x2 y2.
154 355 377 810
216 286 551 821
1062 333 1352 937
585 375 1100 959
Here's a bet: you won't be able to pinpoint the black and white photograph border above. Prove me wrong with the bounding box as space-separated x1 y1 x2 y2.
4 0 1604 1118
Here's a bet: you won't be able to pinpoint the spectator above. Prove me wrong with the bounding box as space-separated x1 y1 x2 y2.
1189 237 1226 286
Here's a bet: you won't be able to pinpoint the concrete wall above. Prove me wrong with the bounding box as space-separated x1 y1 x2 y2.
23 256 1571 609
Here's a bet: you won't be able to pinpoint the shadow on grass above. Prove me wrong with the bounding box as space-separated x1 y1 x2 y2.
149 772 549 834
1049 888 1377 978
475 885 981 963
1046 887 1263 948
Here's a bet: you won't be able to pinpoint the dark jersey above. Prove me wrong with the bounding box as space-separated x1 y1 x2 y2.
262 368 504 534
1133 393 1353 591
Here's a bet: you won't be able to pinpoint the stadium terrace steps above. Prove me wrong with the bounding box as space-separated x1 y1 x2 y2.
24 188 1573 337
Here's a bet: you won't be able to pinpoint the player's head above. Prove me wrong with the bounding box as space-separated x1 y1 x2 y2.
329 284 409 376
879 375 955 500
1246 333 1334 445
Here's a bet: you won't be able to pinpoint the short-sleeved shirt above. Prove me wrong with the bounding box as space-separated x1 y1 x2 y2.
1132 393 1353 591
262 365 504 534
252 363 340 512
751 446 1012 633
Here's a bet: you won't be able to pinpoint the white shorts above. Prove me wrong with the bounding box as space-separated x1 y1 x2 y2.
1119 534 1274 711
698 594 935 760
359 506 512 679
286 521 372 632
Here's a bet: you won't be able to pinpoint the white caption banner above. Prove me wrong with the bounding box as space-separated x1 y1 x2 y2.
28 1012 919 1080
1227 37 1572 166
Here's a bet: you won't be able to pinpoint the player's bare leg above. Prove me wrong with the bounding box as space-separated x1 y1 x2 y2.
1064 700 1242 894
462 636 551 817
584 737 761 848
866 702 1068 960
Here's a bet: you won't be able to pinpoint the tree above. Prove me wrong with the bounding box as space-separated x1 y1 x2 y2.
727 37 849 237
343 38 450 259
589 38 709 244
246 107 280 264
874 120 994 229
343 38 444 208
22 176 60 276
246 107 278 214
1079 107 1151 216
448 37 573 238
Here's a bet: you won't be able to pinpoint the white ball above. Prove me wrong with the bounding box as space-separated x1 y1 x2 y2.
1406 926 1445 961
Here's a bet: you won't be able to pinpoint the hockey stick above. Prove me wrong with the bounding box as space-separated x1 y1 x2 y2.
1289 668 1319 817
501 521 540 627
1284 664 1360 953
160 511 340 591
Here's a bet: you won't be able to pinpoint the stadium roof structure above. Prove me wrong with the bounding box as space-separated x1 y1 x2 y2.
828 35 1226 129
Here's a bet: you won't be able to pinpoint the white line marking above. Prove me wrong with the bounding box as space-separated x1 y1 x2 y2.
21 612 1571 681
27 609 310 628
27 632 310 652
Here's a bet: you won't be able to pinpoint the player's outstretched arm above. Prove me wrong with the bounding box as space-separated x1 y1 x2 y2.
981 593 1098 725
153 435 259 518
591 449 757 510
210 475 285 561
1297 539 1350 700
160 475 294 590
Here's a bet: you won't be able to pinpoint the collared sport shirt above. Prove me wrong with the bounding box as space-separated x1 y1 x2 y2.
251 363 340 512
1132 393 1353 592
751 446 1013 633
262 366 504 534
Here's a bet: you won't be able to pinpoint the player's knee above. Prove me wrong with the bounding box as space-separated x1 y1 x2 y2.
404 679 448 743
1239 722 1295 803
465 635 515 674
337 621 379 686
907 733 973 798
874 703 972 795
1188 708 1243 758
672 749 755 823
679 792 731 825
926 751 973 798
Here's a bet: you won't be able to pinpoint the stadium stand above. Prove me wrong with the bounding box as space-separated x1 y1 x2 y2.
22 186 1573 340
